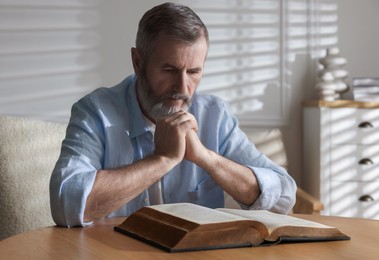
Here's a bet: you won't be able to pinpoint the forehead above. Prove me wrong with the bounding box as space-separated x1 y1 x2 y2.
148 33 208 67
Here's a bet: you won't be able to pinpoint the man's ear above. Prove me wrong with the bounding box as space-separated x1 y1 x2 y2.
131 47 142 76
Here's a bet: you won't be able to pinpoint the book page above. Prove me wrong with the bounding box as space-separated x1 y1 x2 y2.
148 203 247 225
217 208 333 234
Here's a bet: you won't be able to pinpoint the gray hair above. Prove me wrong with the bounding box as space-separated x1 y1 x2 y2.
136 2 209 63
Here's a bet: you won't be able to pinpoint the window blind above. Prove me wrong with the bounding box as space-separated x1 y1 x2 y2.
286 0 338 58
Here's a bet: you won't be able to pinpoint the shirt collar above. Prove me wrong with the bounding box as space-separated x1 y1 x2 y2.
126 75 153 138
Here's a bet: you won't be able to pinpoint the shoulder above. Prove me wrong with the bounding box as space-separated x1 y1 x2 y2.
75 75 136 112
190 93 237 128
191 92 229 111
68 76 137 128
81 76 135 104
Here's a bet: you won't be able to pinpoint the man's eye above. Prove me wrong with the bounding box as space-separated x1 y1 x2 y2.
164 68 177 72
188 69 201 75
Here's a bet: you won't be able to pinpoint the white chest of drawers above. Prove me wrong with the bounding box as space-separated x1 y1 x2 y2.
303 100 379 219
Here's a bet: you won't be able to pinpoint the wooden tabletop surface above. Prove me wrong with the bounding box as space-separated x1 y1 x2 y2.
0 214 378 259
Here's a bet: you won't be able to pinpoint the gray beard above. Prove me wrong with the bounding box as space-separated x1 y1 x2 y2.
136 73 192 122
150 102 182 120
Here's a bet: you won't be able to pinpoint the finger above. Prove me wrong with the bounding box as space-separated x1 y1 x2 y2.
179 119 198 133
161 111 195 126
159 110 186 123
175 112 198 131
180 112 198 131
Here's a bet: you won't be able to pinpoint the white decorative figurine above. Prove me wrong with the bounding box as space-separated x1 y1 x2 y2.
317 47 349 100
316 72 337 101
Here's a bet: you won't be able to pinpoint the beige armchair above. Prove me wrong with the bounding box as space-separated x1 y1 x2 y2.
0 116 322 240
0 116 66 240
293 188 324 214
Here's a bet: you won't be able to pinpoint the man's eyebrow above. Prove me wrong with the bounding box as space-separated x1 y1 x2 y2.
161 63 176 68
161 63 202 72
187 67 202 73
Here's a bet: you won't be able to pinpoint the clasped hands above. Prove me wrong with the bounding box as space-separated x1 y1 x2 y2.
154 110 207 166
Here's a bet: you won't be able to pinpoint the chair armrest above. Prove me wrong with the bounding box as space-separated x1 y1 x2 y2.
293 188 324 214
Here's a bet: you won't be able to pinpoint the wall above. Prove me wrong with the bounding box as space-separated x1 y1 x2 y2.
95 0 167 87
337 0 379 97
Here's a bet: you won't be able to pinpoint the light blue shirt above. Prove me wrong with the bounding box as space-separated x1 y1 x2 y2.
50 75 296 227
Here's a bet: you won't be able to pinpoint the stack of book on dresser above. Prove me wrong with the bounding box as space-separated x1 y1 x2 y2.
353 77 379 102
114 203 350 252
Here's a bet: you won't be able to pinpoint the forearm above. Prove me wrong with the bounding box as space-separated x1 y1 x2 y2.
84 154 175 221
194 149 261 206
185 130 260 206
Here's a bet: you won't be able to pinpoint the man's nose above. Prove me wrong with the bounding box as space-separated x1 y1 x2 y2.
175 71 189 94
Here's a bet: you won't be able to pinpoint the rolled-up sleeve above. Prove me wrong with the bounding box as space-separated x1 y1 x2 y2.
248 165 296 213
50 98 104 227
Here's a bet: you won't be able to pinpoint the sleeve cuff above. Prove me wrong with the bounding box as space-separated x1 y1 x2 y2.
241 166 281 211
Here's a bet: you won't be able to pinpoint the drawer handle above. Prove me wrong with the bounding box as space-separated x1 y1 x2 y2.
358 121 373 128
358 158 374 165
359 195 375 202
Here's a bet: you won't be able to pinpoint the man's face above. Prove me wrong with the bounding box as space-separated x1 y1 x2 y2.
134 33 208 122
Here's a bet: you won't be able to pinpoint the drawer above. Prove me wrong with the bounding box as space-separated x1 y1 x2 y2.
328 108 379 145
330 144 379 181
329 181 379 219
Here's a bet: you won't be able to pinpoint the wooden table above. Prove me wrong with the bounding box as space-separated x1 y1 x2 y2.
0 214 378 259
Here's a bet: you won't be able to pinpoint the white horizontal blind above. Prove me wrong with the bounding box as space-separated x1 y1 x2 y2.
0 0 101 122
179 0 285 125
287 0 338 60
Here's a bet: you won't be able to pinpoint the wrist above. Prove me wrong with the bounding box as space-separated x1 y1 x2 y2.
190 148 214 169
150 153 181 170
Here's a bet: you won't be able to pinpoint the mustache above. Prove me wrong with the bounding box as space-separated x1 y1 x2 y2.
162 93 190 103
150 93 192 121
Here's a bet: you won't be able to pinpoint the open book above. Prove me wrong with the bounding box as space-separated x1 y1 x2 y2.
114 203 350 252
